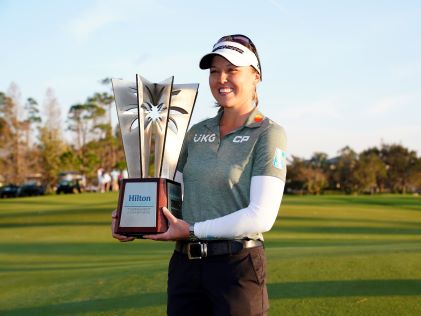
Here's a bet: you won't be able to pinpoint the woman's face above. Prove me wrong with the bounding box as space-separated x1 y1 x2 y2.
209 55 260 110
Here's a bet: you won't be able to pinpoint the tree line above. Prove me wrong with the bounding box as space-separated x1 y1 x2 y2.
287 145 421 195
0 80 125 192
1 81 420 194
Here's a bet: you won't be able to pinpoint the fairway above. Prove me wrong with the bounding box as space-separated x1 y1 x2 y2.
0 193 420 316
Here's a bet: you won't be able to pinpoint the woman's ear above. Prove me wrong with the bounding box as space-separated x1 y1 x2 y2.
254 72 261 84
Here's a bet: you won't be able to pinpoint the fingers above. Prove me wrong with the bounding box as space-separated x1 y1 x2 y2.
111 208 182 242
111 210 135 242
112 227 135 242
142 208 175 240
143 232 169 241
162 207 177 224
113 233 136 242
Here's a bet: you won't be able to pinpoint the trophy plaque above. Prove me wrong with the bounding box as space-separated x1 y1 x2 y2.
112 75 198 237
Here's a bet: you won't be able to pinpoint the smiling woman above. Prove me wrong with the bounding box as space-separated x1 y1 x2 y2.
208 55 260 118
126 34 289 316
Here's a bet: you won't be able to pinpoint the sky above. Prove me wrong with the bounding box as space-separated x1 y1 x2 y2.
1 0 420 158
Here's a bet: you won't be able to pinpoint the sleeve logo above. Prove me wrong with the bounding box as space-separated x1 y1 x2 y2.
273 148 286 170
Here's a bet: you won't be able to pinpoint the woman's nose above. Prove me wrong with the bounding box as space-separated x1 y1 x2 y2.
218 72 228 83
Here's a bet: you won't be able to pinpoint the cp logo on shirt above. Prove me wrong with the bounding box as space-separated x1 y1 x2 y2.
233 136 250 143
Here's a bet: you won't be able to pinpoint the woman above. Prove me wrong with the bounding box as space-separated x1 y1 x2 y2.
112 34 287 316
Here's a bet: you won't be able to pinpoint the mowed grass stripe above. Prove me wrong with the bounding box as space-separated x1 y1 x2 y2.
0 193 420 316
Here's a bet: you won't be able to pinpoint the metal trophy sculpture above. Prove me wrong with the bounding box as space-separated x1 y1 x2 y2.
112 75 198 237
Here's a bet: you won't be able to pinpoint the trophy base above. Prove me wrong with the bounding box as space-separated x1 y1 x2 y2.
115 178 182 237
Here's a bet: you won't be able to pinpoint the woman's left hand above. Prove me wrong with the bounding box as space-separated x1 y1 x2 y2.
143 207 189 241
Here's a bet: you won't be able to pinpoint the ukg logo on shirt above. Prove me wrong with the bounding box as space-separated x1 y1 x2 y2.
193 133 216 143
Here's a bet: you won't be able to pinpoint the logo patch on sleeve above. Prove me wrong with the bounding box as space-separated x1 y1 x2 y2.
273 148 286 170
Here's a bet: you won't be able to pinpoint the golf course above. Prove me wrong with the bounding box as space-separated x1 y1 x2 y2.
0 193 420 315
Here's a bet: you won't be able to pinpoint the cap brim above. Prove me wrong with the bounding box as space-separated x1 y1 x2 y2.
199 53 218 69
199 40 261 78
199 51 252 70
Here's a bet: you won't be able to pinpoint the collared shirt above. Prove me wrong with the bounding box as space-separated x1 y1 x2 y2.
177 107 287 229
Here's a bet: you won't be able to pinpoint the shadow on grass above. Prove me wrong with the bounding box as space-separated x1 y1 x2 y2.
0 208 112 220
0 292 166 316
0 197 115 209
20 216 420 234
271 225 421 235
284 195 421 212
0 241 175 258
331 196 421 211
264 238 421 249
282 216 421 228
0 221 109 228
268 279 421 299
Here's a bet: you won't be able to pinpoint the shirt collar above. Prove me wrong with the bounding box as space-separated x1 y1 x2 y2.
244 107 265 128
204 107 265 131
204 109 223 130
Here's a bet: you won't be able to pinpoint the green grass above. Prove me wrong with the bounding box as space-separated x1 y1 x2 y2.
0 193 420 315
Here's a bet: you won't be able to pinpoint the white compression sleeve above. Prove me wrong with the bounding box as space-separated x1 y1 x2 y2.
194 176 285 239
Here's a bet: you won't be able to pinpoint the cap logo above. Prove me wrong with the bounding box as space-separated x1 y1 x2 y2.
213 45 244 54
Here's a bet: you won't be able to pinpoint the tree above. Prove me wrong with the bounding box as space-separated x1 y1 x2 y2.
85 82 117 171
0 92 14 181
43 88 62 133
309 152 329 169
354 149 387 194
21 97 42 181
407 157 421 192
0 92 14 147
67 102 105 149
381 144 419 193
67 86 118 177
87 91 114 138
98 77 115 134
22 97 42 147
1 83 26 183
304 168 328 195
333 146 358 194
286 155 328 194
285 155 306 193
38 88 65 192
38 126 66 192
1 87 43 184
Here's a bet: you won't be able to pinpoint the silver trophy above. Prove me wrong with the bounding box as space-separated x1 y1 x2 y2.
112 75 198 236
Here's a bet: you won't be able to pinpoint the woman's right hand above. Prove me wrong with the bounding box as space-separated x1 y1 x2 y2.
111 210 135 242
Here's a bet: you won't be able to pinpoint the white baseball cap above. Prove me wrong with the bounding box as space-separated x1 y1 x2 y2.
199 35 262 79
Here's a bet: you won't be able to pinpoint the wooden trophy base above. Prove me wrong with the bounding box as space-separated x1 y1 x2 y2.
115 178 182 238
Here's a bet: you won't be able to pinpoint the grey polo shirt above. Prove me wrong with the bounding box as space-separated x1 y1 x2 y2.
177 107 287 227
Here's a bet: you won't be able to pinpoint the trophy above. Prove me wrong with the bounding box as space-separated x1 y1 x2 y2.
112 75 199 237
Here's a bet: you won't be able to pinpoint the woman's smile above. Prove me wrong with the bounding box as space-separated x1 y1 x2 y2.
219 87 234 95
209 55 259 110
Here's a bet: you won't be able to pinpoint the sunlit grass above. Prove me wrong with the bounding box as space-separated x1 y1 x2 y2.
0 193 420 315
